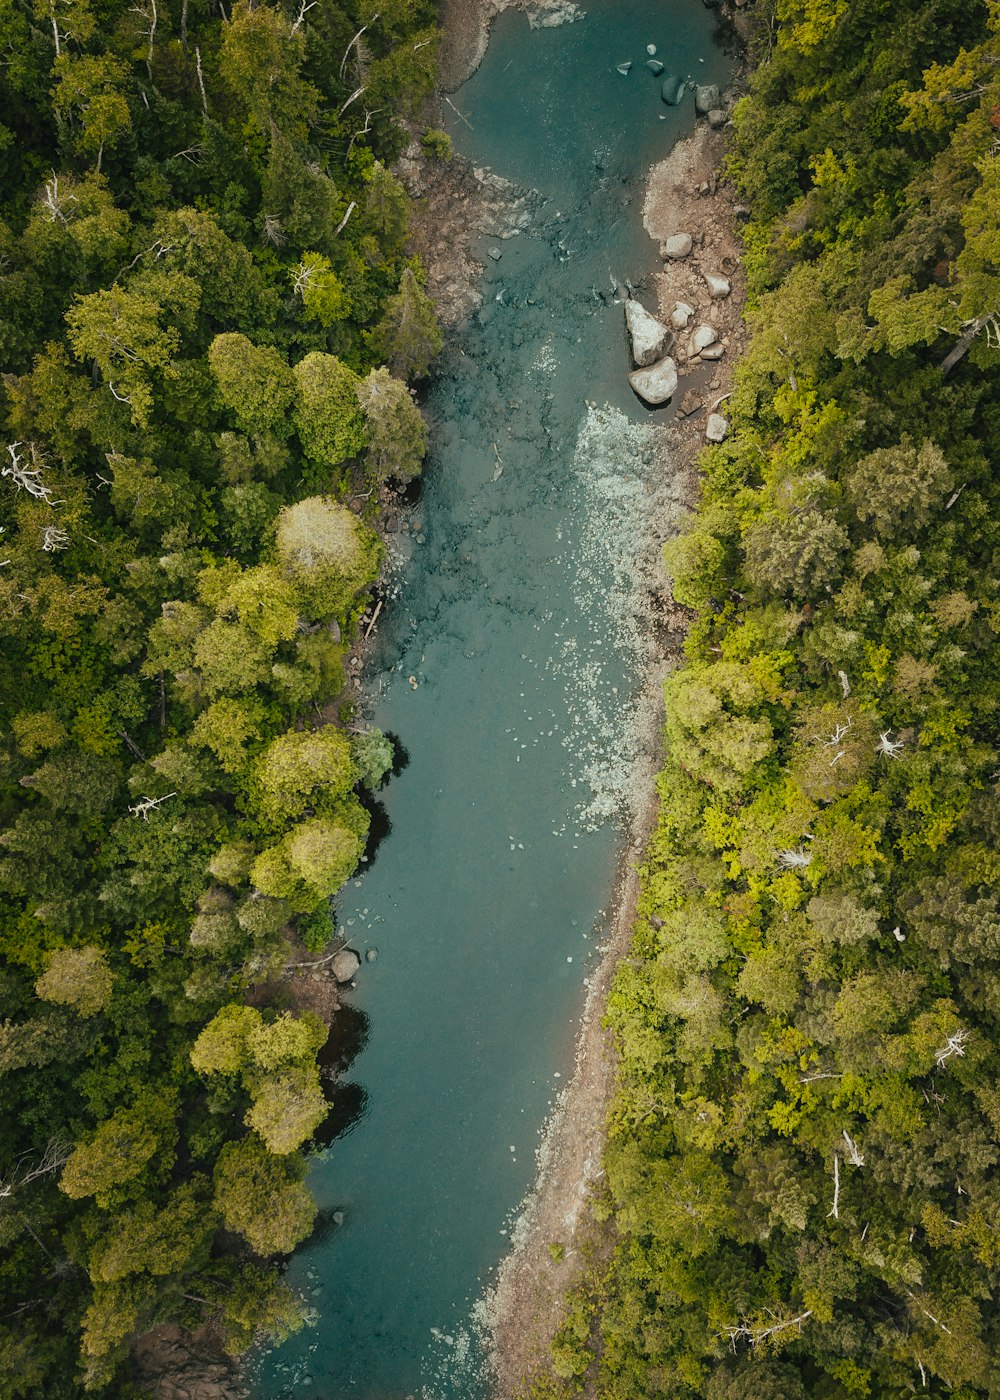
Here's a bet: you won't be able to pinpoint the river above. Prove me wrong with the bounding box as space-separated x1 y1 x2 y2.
252 2 728 1395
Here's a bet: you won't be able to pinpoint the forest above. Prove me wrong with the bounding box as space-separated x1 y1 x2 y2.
0 0 444 1390
537 0 1000 1395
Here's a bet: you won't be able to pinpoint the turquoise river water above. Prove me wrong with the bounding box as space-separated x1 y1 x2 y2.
253 2 728 1395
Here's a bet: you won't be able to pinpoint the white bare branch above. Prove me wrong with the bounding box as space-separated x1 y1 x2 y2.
838 669 851 697
934 1027 970 1069
41 526 70 552
722 1309 813 1352
824 717 852 747
3 443 62 505
262 213 285 246
842 1130 865 1167
777 846 812 870
828 1152 840 1219
0 1137 73 1199
332 200 357 238
906 1291 953 1336
876 730 905 759
340 16 378 79
337 85 367 118
128 792 177 820
290 0 316 32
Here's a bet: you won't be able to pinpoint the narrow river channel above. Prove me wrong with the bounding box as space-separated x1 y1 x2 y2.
253 3 728 1395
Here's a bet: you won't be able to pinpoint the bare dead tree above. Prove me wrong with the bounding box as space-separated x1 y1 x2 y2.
828 1152 841 1219
130 0 158 79
346 107 383 157
337 85 367 118
340 16 378 79
41 526 69 552
40 174 77 224
3 443 62 505
129 792 176 820
876 730 905 759
722 1309 813 1352
262 213 286 246
843 1130 865 1167
777 846 812 870
941 309 1000 375
290 0 316 33
0 1138 73 1200
194 45 208 116
935 1027 970 1069
332 200 357 239
837 669 851 697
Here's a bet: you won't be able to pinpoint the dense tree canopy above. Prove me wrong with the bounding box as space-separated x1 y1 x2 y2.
538 1 1000 1396
0 0 440 1387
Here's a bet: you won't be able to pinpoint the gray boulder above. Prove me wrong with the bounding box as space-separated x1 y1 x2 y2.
691 323 719 354
706 413 729 443
625 298 672 367
662 232 693 260
704 271 731 299
707 108 726 129
670 300 695 330
700 343 725 361
331 948 361 983
695 83 720 114
628 355 678 405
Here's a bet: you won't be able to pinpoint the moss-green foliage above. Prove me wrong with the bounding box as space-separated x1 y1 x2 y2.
583 3 1000 1397
0 0 441 1386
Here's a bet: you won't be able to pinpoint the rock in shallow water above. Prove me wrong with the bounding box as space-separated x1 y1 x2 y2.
628 354 678 405
625 298 673 367
616 60 632 74
332 948 362 982
645 58 664 75
661 75 686 105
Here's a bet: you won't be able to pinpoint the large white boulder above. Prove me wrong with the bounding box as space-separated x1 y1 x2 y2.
704 271 731 299
628 355 678 405
625 298 673 367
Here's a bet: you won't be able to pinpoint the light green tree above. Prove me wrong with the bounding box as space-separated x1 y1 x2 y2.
212 1139 316 1255
292 351 366 466
35 946 112 1017
208 333 297 437
275 495 382 618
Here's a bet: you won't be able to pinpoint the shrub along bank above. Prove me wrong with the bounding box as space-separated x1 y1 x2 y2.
542 0 1000 1395
0 0 442 1390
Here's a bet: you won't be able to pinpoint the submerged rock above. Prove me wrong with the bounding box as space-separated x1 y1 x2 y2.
331 948 362 983
706 413 729 442
365 947 379 963
704 271 731 299
616 60 632 74
645 58 664 75
691 323 719 353
661 75 686 105
646 42 657 54
625 298 673 367
628 354 678 405
670 300 696 329
695 83 720 113
662 232 693 259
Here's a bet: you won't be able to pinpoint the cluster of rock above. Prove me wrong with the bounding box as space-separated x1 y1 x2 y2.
614 53 728 128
